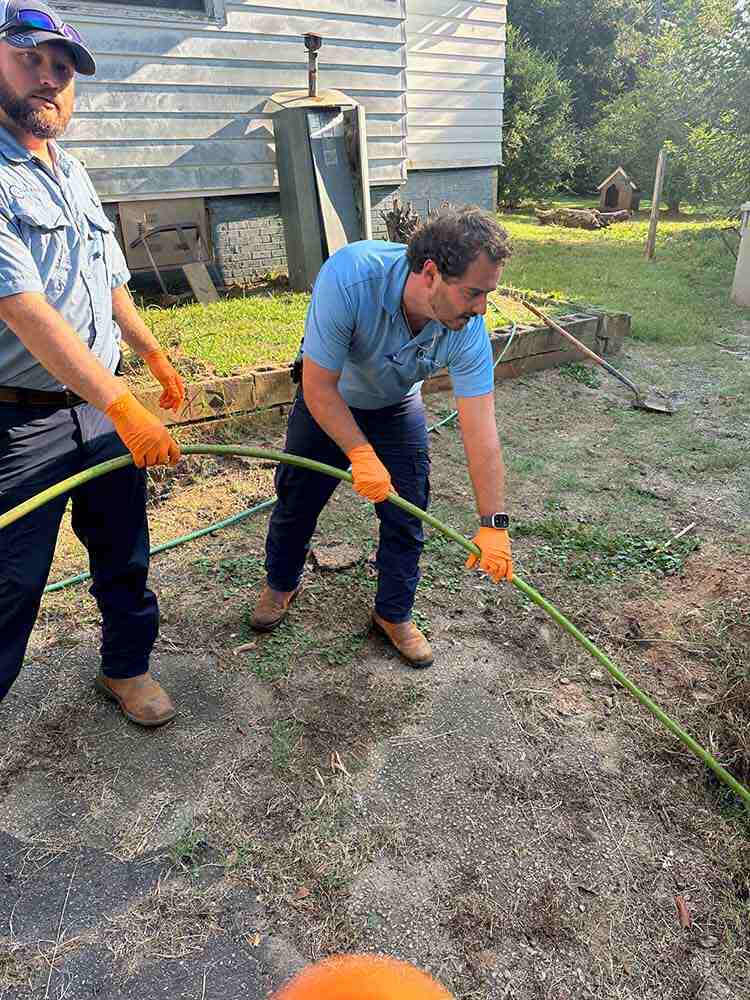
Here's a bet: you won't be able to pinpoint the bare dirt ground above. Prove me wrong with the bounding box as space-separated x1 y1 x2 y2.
1 330 748 1000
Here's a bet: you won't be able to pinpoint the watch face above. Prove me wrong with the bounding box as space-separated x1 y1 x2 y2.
492 513 509 529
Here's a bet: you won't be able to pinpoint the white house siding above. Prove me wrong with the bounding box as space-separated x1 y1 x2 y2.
405 0 505 169
59 0 408 201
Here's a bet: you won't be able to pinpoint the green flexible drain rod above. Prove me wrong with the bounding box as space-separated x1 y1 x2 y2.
1 443 748 812
43 324 519 595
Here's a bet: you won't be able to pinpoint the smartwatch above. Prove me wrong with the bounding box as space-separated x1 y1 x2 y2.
480 512 510 530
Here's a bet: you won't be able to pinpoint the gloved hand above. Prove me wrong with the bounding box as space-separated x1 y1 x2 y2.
465 527 513 583
346 443 396 503
143 349 185 414
105 391 181 468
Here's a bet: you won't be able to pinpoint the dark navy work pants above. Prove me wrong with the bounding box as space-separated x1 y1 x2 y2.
0 402 158 702
265 390 430 623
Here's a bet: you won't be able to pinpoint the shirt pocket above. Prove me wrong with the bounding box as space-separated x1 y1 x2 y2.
413 349 444 381
10 196 72 297
82 201 114 277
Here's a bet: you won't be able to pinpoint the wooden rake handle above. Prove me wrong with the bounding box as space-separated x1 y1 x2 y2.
519 299 641 400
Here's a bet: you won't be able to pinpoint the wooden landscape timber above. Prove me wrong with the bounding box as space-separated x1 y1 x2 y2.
536 206 631 229
135 311 630 428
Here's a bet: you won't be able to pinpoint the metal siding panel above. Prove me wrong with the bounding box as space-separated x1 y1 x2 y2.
65 0 408 199
404 0 505 169
226 0 404 17
75 85 406 116
407 109 502 127
223 10 403 42
89 159 403 200
407 35 505 59
407 0 506 23
406 54 504 75
90 55 406 91
408 125 502 144
407 90 502 110
407 71 502 93
83 32 404 67
406 14 504 38
67 135 405 169
407 141 500 163
66 114 404 142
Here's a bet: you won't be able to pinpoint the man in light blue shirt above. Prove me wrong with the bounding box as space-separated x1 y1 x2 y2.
251 207 515 668
0 1 184 725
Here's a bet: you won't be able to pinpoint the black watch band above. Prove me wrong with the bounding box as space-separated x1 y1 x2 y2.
480 512 509 530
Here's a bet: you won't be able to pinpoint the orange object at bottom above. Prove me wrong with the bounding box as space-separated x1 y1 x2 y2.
272 954 454 1000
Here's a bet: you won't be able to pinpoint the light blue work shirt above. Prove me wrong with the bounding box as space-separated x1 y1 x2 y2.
302 240 494 410
0 125 130 390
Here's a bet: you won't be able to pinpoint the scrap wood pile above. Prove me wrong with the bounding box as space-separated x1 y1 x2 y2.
535 206 631 229
380 197 455 243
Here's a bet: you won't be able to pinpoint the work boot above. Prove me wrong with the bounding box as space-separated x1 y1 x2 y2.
250 584 300 632
94 672 176 727
372 612 434 669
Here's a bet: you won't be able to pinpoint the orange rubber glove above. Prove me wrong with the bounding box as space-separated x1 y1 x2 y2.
105 391 181 468
143 349 185 414
465 527 513 583
346 443 396 503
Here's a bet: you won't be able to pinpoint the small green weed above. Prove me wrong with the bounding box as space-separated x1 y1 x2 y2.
169 826 207 875
319 630 369 667
509 454 547 475
196 555 264 598
514 516 699 583
242 619 317 681
411 608 432 638
559 362 602 389
544 497 566 512
271 719 302 770
403 682 426 708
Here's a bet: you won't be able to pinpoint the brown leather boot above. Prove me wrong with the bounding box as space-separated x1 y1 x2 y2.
249 584 300 632
372 612 434 669
95 673 176 727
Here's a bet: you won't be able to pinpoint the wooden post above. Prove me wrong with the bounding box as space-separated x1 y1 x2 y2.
645 148 667 260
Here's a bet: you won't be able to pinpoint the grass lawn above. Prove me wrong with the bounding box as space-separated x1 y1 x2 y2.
130 199 746 376
500 198 743 345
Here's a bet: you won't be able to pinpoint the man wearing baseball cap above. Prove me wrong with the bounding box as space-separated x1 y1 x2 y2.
0 1 185 726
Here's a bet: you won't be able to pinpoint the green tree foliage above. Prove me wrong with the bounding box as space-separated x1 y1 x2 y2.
588 0 750 212
497 28 581 207
509 0 661 130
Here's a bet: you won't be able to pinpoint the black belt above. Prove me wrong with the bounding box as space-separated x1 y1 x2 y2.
0 385 85 407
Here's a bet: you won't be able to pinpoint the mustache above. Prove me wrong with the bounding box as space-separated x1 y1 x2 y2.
32 93 60 107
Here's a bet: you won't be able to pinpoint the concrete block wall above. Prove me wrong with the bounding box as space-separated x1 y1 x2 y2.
207 193 288 286
370 166 499 239
206 166 499 286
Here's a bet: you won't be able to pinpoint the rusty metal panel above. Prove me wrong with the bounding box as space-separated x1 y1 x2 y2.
118 197 209 271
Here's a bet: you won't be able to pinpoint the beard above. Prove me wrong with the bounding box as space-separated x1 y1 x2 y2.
428 286 473 330
0 77 71 139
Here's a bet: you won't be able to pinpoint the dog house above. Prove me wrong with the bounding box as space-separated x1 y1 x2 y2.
597 167 641 212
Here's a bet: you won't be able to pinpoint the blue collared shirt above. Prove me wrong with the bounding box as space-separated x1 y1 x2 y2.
0 125 130 390
302 240 493 410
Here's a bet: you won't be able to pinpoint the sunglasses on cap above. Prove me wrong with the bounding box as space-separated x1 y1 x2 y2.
0 7 85 46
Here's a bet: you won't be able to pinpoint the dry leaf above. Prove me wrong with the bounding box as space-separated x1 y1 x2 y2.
295 886 311 899
674 894 693 929
249 932 261 947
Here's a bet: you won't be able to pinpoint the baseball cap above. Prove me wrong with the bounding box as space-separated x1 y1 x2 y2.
0 0 96 75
